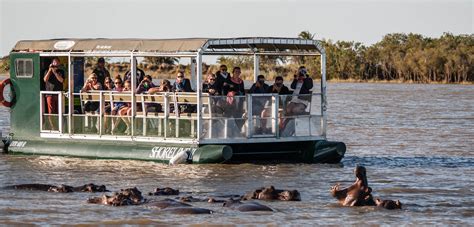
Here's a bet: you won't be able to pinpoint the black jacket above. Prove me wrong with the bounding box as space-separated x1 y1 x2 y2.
290 78 313 94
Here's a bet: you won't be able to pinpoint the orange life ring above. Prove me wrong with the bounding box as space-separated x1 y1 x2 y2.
0 78 15 107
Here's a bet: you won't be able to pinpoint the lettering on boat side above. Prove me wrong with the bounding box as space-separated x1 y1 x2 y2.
95 45 112 50
9 141 27 148
149 147 197 160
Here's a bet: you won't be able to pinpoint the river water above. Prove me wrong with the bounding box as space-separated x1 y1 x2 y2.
0 83 473 225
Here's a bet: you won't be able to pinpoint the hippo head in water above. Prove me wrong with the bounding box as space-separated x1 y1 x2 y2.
87 187 145 206
354 165 368 187
330 165 376 206
47 184 74 193
375 198 402 210
244 186 301 201
148 187 179 196
278 189 301 201
78 183 108 192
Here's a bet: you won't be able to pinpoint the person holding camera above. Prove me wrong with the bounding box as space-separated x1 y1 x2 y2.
137 75 156 94
81 73 103 114
43 57 64 130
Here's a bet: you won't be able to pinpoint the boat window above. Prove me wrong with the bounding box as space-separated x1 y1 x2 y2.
15 58 34 78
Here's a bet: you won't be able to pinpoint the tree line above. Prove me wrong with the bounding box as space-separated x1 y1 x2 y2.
299 31 473 83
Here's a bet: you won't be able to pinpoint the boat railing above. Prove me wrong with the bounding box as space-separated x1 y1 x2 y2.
39 91 324 143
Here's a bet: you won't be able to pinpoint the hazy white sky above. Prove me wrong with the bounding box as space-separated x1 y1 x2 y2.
0 0 472 56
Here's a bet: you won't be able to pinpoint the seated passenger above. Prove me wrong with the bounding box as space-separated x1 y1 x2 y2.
280 68 314 136
213 89 243 138
112 80 132 135
137 75 156 94
157 79 172 92
103 77 121 134
202 73 219 96
267 76 291 94
258 76 291 134
103 76 114 91
137 75 161 113
287 69 313 116
81 73 103 113
249 75 269 94
173 71 193 92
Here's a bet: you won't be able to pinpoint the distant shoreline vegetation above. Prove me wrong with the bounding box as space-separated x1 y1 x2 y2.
1 32 472 84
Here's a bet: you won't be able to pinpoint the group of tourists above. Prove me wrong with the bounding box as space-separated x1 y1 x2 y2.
43 57 314 135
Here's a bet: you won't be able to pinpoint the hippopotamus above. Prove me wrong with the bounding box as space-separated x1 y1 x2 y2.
242 186 301 201
148 187 179 196
161 207 214 214
178 196 226 203
147 199 213 214
223 198 273 212
87 187 145 206
330 165 376 206
4 183 108 193
74 183 108 192
375 198 402 210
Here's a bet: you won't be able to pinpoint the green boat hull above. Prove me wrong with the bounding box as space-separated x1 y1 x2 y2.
4 138 345 164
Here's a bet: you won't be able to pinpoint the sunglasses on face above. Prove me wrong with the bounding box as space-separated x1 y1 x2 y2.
114 82 121 84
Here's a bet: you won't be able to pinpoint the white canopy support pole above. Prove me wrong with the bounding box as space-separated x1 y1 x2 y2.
253 53 259 82
196 50 203 141
321 53 327 138
190 57 196 91
130 53 136 136
68 54 73 135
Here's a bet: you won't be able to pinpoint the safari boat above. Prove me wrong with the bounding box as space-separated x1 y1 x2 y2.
1 37 345 164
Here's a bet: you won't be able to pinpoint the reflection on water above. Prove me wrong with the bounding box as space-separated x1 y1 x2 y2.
0 83 473 225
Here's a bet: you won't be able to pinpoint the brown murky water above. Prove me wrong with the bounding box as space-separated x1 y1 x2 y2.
0 83 473 225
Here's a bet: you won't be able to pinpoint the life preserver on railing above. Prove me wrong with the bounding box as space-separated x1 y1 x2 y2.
0 78 15 107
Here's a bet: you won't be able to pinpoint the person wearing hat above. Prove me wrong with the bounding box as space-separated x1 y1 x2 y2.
92 57 110 86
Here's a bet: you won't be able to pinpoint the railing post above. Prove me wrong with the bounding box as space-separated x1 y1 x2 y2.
275 94 280 138
321 53 327 138
99 91 103 136
39 92 44 131
196 50 203 141
58 92 63 134
247 94 253 138
130 53 136 137
68 54 73 135
253 53 259 82
272 94 278 136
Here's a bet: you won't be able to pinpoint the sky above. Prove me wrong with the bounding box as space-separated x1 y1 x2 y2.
0 0 472 57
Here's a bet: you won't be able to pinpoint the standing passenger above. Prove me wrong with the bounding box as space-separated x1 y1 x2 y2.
228 67 245 95
215 64 231 95
43 57 64 130
92 57 110 85
124 59 146 87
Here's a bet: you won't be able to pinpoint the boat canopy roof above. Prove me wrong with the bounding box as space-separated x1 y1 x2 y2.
11 37 324 55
